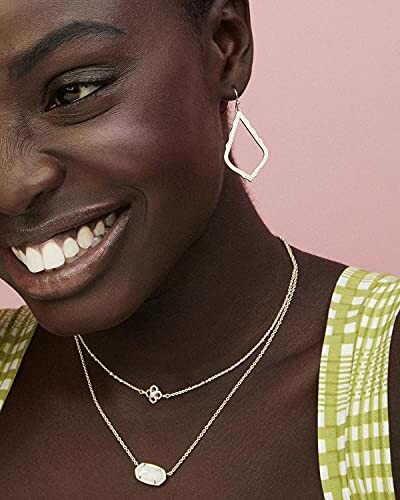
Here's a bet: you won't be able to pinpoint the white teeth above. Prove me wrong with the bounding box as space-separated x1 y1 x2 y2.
25 247 45 274
77 226 94 249
42 241 66 270
93 220 106 237
91 236 103 248
11 247 27 265
18 250 27 265
104 212 116 227
63 238 80 259
11 209 120 273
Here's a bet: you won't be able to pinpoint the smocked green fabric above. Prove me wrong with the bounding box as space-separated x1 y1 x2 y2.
0 265 399 498
318 265 400 498
0 306 38 411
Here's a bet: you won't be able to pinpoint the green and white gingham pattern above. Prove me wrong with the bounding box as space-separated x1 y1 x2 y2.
0 306 38 412
318 265 400 499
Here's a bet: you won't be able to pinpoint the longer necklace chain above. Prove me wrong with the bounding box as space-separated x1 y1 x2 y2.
74 237 299 486
76 236 297 405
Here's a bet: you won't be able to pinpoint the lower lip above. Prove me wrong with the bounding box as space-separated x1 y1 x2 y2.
0 206 133 301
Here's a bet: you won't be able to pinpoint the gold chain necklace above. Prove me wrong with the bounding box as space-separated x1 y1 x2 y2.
74 237 298 487
76 236 296 404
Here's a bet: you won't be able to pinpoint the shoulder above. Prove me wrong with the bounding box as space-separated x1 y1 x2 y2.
0 306 38 412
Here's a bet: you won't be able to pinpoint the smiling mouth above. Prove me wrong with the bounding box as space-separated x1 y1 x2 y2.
10 207 125 274
0 204 134 301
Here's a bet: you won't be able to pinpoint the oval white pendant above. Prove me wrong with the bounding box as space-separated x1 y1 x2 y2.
135 463 167 487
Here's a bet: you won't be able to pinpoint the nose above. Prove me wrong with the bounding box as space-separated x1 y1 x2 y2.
0 154 65 216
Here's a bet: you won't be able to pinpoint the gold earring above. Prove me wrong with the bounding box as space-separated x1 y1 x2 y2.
224 87 269 182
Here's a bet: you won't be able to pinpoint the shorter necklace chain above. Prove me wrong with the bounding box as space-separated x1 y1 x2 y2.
76 236 297 404
74 238 299 480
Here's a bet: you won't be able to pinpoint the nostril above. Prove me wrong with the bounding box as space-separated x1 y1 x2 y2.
7 184 57 217
20 161 65 215
24 191 46 213
0 156 65 217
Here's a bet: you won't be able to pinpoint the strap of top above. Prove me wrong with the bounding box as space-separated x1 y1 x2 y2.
318 265 400 499
0 306 38 412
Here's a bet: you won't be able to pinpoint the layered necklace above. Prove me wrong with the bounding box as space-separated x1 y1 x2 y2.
74 235 298 487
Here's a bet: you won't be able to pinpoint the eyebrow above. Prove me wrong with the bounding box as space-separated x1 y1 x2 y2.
8 20 126 81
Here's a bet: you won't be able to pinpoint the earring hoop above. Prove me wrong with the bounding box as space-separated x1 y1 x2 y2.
223 86 269 182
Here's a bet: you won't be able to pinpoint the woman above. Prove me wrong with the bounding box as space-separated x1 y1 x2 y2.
0 1 399 498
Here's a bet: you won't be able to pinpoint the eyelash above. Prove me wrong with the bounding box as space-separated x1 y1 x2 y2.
45 79 109 112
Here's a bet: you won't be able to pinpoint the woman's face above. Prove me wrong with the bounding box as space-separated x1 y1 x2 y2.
0 0 228 335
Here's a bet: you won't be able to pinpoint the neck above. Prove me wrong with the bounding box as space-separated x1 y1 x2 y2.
81 171 294 390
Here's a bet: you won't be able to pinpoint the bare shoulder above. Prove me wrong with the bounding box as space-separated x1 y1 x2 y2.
291 243 349 292
0 323 86 496
0 322 60 431
287 244 349 332
298 249 400 496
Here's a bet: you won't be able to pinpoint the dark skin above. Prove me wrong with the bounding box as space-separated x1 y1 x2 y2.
0 1 399 498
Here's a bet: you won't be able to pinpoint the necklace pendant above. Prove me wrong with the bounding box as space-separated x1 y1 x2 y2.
145 385 163 404
135 463 167 486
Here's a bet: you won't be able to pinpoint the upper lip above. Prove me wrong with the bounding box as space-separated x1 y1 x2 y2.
0 202 130 249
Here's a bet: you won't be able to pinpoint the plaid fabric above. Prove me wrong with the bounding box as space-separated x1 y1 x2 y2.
0 306 38 412
318 266 400 499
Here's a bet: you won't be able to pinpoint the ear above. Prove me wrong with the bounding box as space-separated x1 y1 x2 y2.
203 0 254 109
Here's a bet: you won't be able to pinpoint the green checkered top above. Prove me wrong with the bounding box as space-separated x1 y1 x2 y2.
0 306 37 412
0 265 399 497
318 265 400 498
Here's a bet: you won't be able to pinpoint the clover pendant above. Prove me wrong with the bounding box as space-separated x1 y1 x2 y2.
145 385 163 404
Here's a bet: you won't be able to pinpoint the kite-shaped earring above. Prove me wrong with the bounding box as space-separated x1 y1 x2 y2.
224 87 269 182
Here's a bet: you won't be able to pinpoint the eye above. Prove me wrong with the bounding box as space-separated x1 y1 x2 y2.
46 80 107 111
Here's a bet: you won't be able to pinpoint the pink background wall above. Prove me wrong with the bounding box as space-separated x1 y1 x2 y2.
1 2 399 308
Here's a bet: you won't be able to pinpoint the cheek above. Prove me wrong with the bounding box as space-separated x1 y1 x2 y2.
49 21 224 242
55 90 224 246
27 102 225 334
